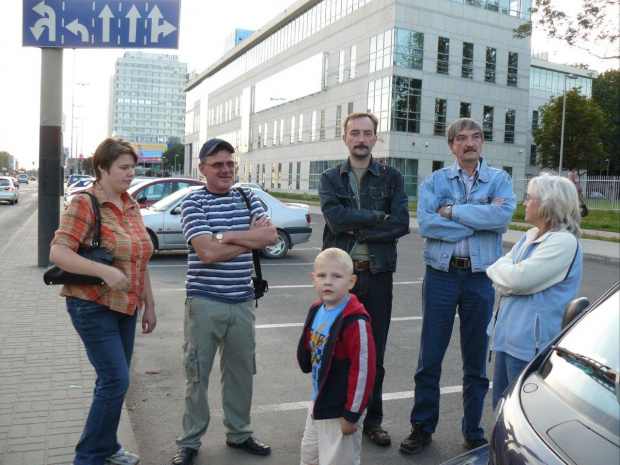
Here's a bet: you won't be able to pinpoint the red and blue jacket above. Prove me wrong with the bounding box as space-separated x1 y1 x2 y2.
297 294 376 423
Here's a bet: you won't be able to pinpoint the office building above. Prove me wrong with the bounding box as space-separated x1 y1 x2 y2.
109 52 187 171
184 0 541 195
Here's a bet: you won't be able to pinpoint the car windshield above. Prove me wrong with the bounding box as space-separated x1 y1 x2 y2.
541 286 620 435
149 186 201 212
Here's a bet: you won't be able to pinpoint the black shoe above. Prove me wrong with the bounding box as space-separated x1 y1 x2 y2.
463 437 488 451
363 425 392 446
171 447 198 465
226 436 272 455
399 422 432 455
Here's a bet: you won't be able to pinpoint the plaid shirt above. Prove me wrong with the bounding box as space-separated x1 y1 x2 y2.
51 182 154 314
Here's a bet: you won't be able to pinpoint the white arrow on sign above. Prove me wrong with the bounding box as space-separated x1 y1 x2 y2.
30 0 56 41
125 5 141 43
65 19 90 42
99 5 115 43
148 6 177 43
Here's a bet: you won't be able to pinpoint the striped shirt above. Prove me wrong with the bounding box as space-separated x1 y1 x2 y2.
181 187 265 303
51 182 154 314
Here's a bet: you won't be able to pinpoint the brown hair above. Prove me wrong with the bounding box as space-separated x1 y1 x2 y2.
343 112 379 135
92 138 138 180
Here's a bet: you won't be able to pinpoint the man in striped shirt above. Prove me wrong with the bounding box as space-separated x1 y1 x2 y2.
171 139 277 465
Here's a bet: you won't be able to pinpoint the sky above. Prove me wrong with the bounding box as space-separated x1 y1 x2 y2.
1 0 617 170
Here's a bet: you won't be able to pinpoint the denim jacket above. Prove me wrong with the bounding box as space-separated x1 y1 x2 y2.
319 156 410 273
417 157 516 273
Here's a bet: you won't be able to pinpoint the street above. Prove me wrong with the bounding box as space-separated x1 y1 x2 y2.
124 211 618 465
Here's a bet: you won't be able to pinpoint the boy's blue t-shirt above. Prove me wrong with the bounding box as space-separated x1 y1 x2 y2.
310 295 350 401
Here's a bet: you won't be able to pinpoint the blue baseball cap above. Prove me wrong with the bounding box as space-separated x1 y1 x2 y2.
199 138 235 160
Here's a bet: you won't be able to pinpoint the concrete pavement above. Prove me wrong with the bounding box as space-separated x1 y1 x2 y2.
0 205 616 465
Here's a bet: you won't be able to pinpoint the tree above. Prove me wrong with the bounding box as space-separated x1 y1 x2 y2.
592 70 620 175
161 144 184 174
514 0 620 60
81 156 93 176
534 89 607 173
0 151 12 172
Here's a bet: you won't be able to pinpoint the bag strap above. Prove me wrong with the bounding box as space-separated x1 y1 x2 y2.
80 192 102 249
234 187 263 282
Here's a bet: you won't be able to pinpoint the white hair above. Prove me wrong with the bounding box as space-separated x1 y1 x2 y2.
528 173 581 237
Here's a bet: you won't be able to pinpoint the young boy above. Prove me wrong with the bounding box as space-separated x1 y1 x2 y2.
297 248 376 465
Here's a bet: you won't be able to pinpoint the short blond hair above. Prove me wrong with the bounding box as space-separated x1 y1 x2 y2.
315 248 354 275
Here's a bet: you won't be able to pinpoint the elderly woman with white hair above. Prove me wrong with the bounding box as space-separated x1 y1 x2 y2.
486 173 583 408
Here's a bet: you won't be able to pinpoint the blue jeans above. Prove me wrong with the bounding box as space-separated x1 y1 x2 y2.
492 351 528 409
66 297 137 465
410 265 494 440
352 270 393 430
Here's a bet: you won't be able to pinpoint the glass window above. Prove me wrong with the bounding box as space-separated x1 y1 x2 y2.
394 28 424 70
483 105 494 141
507 52 518 86
529 144 537 165
348 102 354 114
531 110 539 134
336 105 342 138
504 109 515 144
338 49 345 83
485 47 496 83
291 116 295 144
350 45 357 79
434 99 447 135
388 157 418 197
437 37 449 75
320 109 326 140
311 111 317 141
503 166 512 176
299 114 304 142
460 102 471 118
462 42 474 79
391 76 422 133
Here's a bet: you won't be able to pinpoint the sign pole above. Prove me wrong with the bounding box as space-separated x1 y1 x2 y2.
38 48 63 267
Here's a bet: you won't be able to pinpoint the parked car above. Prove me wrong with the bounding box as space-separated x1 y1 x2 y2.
17 174 29 184
441 281 620 465
67 174 92 186
141 186 312 258
10 177 19 188
128 177 205 208
233 182 268 192
587 191 605 199
0 176 20 205
66 178 95 194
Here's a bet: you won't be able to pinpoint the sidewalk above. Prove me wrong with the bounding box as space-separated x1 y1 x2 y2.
0 210 138 465
0 206 616 465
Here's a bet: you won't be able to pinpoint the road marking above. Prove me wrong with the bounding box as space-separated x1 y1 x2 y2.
208 384 493 416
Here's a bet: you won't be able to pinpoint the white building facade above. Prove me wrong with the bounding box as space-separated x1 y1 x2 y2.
185 0 534 196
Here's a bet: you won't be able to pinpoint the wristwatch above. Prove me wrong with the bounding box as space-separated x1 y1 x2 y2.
215 232 224 244
444 205 453 219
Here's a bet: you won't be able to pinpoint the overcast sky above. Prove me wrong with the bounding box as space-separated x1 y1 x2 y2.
1 0 617 169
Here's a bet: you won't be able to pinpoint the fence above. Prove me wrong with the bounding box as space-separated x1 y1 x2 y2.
515 176 620 211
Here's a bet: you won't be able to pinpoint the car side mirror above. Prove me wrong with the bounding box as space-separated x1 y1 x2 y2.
561 297 590 329
172 206 182 215
136 195 147 203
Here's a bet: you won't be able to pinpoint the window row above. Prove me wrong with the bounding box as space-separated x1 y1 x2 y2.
530 67 592 97
452 0 531 19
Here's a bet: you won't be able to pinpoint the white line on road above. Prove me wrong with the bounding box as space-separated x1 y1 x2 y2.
211 384 492 416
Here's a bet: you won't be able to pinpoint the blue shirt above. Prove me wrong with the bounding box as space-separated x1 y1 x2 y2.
310 296 350 401
181 187 266 303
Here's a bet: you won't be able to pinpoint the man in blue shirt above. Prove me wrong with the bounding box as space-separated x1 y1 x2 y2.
399 118 516 455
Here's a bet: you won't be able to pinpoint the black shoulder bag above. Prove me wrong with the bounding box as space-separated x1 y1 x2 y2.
43 192 114 286
235 187 268 306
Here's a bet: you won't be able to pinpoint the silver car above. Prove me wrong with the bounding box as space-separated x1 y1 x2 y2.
0 176 19 205
140 186 312 259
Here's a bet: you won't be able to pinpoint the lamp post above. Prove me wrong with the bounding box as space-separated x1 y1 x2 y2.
174 154 179 175
605 158 610 177
558 73 578 175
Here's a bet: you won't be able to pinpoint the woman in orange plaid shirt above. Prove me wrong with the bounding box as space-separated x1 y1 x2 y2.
50 138 156 465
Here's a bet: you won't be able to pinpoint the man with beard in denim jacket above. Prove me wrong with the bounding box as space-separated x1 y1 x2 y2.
399 118 516 455
319 112 410 448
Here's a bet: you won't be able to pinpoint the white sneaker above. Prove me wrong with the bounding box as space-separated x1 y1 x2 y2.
106 448 141 465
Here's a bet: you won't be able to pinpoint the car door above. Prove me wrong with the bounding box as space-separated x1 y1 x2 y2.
160 200 186 249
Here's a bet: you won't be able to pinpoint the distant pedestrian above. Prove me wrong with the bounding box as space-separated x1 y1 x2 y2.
400 118 516 455
298 248 376 465
568 171 585 205
487 173 583 408
319 111 410 448
171 138 277 465
50 137 156 465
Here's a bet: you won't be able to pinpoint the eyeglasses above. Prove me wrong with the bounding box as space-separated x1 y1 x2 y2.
202 161 238 170
525 193 537 202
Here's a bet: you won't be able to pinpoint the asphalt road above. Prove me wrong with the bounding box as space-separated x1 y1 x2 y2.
125 212 618 465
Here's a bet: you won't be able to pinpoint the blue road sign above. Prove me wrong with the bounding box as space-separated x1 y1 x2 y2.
23 0 180 48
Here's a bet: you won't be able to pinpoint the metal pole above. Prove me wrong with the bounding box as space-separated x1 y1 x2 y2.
38 48 63 267
559 74 567 175
70 50 76 165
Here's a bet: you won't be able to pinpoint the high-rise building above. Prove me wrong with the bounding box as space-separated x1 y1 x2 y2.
109 51 187 172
